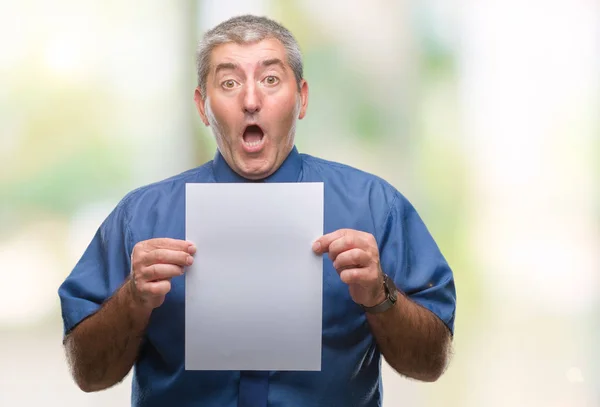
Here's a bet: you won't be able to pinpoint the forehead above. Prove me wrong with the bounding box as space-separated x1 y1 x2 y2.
209 38 288 70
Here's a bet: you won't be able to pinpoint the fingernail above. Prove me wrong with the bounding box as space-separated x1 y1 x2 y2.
188 245 197 254
312 241 321 252
187 256 194 265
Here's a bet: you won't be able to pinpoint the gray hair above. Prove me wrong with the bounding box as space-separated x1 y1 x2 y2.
195 15 304 100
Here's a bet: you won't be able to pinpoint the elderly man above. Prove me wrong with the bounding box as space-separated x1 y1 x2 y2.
58 14 456 407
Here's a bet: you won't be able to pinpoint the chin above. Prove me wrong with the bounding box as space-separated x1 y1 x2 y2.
243 166 274 180
237 159 274 180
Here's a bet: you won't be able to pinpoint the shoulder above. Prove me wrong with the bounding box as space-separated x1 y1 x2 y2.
301 153 392 185
300 152 405 208
116 161 214 216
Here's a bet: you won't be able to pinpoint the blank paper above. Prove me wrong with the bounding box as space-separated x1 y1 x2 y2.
185 182 323 371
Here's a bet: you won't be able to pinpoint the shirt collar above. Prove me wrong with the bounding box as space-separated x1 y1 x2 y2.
211 146 303 183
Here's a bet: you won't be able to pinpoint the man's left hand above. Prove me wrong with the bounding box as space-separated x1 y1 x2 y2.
313 229 386 307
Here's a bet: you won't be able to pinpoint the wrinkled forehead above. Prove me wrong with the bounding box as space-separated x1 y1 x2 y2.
208 38 290 74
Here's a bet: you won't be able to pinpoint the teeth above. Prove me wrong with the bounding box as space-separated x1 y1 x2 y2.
244 140 262 147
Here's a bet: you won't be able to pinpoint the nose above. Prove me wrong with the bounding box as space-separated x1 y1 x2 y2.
242 83 261 114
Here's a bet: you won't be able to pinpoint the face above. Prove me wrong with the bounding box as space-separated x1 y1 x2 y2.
194 38 309 180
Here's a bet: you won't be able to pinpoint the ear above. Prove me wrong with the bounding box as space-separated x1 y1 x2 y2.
194 87 210 126
298 80 309 120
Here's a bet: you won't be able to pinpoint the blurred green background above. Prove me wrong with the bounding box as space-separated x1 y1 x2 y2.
1 0 598 406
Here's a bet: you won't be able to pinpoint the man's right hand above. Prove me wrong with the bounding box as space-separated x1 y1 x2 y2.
129 238 196 309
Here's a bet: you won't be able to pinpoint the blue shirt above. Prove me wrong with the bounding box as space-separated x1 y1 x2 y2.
58 146 456 407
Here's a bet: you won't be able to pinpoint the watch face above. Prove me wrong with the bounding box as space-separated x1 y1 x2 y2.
383 274 393 289
383 274 398 299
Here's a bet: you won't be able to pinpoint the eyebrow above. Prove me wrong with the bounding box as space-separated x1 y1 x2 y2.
214 59 286 76
214 62 238 75
261 58 285 69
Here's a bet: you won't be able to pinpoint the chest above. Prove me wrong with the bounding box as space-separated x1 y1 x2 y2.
140 184 380 365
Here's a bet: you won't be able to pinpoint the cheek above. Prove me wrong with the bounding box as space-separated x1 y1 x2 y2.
209 99 238 131
266 93 298 123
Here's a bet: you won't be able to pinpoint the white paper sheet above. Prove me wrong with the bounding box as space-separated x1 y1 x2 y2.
185 182 324 371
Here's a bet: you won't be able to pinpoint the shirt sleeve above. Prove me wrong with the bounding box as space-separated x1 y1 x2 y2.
57 199 134 336
377 191 457 334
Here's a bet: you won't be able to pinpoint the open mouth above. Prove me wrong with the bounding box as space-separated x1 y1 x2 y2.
242 124 264 147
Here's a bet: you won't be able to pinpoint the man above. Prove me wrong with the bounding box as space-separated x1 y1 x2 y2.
58 14 456 407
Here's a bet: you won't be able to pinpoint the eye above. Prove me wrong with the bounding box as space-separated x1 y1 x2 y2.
221 79 239 89
263 76 279 86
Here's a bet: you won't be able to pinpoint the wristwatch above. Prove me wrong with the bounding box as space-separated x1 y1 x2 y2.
361 274 398 314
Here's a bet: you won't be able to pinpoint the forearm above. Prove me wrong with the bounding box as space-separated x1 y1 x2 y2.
64 279 151 392
366 292 451 382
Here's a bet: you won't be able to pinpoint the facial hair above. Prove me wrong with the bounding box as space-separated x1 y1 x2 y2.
204 96 228 152
286 94 302 145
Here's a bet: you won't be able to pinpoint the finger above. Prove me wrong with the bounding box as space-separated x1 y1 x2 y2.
333 248 371 272
143 248 194 267
144 238 196 253
144 280 172 297
141 264 185 281
312 229 348 254
338 268 376 286
328 234 370 261
340 267 383 287
313 229 375 255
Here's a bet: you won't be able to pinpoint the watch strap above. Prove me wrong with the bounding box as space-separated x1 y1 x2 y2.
361 274 398 314
361 297 395 313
